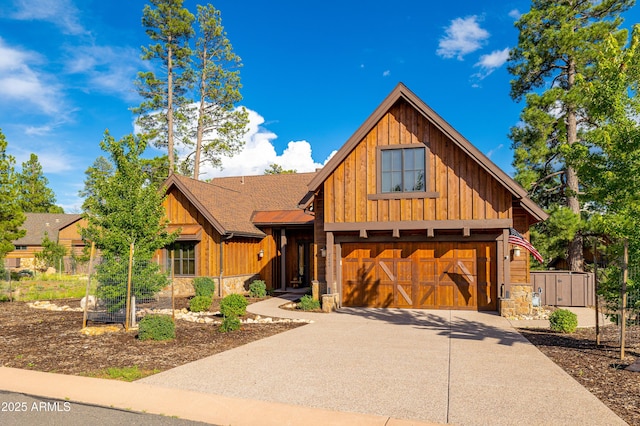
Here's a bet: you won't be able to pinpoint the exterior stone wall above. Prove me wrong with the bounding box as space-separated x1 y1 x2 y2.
499 284 533 318
221 274 260 296
158 274 260 298
159 277 201 298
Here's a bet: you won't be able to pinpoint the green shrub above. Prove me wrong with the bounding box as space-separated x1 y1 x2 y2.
193 277 215 297
189 295 212 312
298 294 320 311
549 309 578 333
219 294 248 317
138 315 175 341
249 280 266 298
219 315 241 332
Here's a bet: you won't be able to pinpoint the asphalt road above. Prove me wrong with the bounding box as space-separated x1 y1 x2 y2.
0 391 213 426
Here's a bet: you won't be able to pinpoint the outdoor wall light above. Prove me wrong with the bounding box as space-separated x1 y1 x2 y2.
513 247 521 258
320 247 327 257
258 249 264 259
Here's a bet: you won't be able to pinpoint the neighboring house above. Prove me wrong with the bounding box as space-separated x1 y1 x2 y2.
164 83 547 316
5 213 87 271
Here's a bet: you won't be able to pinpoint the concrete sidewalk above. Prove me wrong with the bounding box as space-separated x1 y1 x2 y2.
0 367 432 426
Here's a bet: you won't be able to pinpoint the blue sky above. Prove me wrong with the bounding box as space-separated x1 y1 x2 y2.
1 1 639 212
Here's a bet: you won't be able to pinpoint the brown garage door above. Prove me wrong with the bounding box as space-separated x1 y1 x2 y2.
341 242 496 310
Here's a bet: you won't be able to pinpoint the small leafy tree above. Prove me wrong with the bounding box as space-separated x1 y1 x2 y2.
34 232 67 271
81 131 178 312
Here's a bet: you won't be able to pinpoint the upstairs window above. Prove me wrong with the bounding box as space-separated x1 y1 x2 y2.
381 147 425 193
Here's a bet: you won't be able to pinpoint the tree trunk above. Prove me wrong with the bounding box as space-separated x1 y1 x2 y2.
566 57 584 272
167 41 175 175
193 46 208 180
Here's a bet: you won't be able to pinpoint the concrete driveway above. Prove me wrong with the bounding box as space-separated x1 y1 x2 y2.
140 296 626 425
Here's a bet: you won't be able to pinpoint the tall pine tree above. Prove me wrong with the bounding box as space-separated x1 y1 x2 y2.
134 0 195 175
0 129 26 260
508 0 634 271
17 153 64 213
189 4 248 179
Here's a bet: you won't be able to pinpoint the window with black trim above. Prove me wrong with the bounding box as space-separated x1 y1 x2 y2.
166 242 196 276
381 147 425 193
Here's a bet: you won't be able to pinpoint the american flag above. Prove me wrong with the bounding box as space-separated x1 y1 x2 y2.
508 228 544 264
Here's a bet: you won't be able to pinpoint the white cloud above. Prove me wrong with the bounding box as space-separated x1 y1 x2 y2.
185 109 333 179
472 48 510 80
14 147 78 174
10 0 86 35
25 125 54 136
508 9 522 20
64 45 141 101
382 70 391 77
0 38 63 115
437 16 489 60
486 144 504 159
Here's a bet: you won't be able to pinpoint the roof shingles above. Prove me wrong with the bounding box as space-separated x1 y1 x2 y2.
14 213 82 245
166 173 316 237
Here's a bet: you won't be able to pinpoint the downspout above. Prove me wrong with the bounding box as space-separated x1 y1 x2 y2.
219 233 234 298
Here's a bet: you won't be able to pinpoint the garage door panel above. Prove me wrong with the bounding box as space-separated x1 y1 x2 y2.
343 259 376 307
416 259 437 308
450 272 475 308
417 284 437 308
438 283 454 308
341 242 496 310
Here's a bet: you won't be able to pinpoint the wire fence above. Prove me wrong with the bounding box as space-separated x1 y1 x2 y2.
83 256 174 328
624 266 640 326
0 268 13 302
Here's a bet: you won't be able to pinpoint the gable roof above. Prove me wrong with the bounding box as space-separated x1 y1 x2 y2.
308 83 548 222
14 213 83 245
163 172 317 238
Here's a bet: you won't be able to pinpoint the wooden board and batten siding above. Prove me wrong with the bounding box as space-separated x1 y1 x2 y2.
323 100 513 226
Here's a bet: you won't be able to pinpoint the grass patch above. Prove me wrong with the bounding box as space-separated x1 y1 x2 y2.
82 365 160 382
1 276 88 301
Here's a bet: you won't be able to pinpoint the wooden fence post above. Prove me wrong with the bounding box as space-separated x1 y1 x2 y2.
593 237 600 346
171 249 175 322
125 243 134 331
82 242 96 329
621 239 628 360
